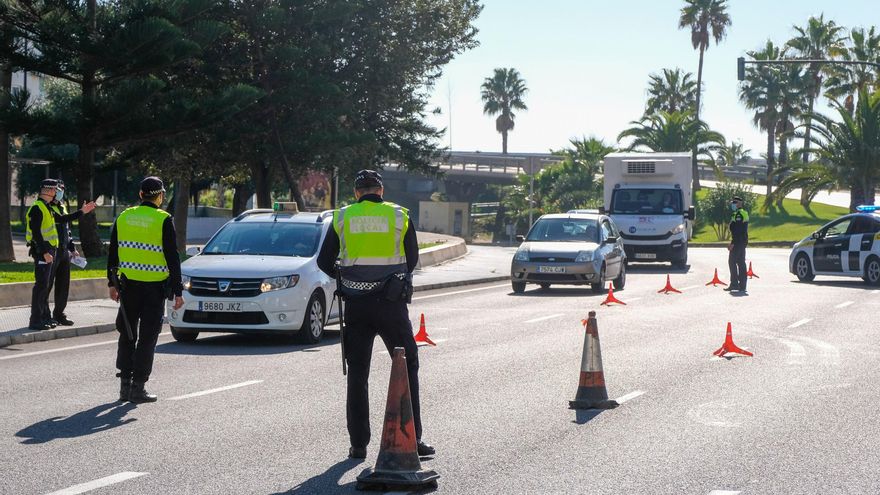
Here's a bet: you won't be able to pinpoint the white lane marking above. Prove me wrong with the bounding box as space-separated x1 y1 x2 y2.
614 390 645 404
44 472 148 495
626 297 642 302
680 285 701 291
778 338 806 364
0 333 173 361
166 380 263 401
708 491 741 495
796 336 841 364
412 284 510 301
524 313 564 324
788 318 812 329
835 301 855 309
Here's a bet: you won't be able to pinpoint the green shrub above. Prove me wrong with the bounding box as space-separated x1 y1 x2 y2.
697 181 756 241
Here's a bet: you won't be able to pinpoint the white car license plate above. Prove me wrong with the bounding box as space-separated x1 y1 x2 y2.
199 301 242 312
538 266 565 273
635 253 657 259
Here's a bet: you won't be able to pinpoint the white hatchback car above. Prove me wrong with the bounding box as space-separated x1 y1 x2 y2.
167 205 341 343
789 206 880 286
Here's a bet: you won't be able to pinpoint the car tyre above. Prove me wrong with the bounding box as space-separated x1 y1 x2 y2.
297 291 325 344
672 245 688 268
795 253 815 282
539 283 551 290
864 256 880 286
512 281 526 293
613 261 626 290
170 326 198 343
591 265 606 293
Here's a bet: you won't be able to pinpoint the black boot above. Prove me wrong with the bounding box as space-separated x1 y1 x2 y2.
119 377 132 402
129 381 158 403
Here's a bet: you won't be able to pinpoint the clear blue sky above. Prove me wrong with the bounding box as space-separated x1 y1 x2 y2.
426 0 875 157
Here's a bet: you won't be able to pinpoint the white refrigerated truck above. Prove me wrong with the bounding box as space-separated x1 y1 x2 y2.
601 152 694 267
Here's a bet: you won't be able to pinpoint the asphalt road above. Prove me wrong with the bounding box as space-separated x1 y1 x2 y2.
2 248 879 495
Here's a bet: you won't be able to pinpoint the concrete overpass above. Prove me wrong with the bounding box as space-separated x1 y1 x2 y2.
383 151 565 185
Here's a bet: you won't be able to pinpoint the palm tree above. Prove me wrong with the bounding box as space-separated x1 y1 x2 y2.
678 0 731 192
617 111 725 161
805 88 880 210
786 14 846 164
739 41 783 196
825 26 880 113
480 68 528 154
645 68 697 115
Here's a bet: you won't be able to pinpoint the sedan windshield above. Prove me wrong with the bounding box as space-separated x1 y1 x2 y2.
203 222 323 257
527 218 598 242
612 188 682 215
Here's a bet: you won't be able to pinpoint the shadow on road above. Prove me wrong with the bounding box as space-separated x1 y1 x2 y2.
270 459 362 494
16 401 137 444
572 409 604 425
794 279 877 290
156 331 341 356
508 288 605 298
625 264 690 274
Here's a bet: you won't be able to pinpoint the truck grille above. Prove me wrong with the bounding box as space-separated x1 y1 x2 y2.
529 256 577 263
627 161 655 174
189 278 263 298
620 231 672 241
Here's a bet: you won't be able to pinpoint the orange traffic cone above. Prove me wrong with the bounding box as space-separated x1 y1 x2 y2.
600 283 626 306
747 262 759 279
657 274 682 294
357 348 440 490
414 314 436 346
705 268 728 287
713 322 754 357
569 311 619 410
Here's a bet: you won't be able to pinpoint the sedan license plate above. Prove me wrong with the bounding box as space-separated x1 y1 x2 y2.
635 253 657 260
198 301 242 312
538 266 565 273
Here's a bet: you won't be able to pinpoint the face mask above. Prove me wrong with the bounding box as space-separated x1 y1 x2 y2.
55 189 64 202
729 203 737 211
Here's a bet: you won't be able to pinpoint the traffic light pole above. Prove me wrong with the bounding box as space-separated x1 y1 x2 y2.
737 56 880 81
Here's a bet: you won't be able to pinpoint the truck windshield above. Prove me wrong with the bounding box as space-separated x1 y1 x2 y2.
611 189 683 215
526 218 599 242
203 222 323 257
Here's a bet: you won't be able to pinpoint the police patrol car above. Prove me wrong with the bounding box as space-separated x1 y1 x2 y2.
789 205 880 285
166 202 341 343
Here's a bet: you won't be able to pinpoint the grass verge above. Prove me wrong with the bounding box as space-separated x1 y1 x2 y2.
0 257 108 284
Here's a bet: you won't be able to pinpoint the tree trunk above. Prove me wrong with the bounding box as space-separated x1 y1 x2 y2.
850 181 864 212
765 125 776 198
173 175 191 253
215 183 226 208
802 93 815 164
501 130 508 155
692 45 706 193
77 0 102 257
252 161 271 208
232 183 252 216
0 29 14 262
271 124 304 211
776 134 788 207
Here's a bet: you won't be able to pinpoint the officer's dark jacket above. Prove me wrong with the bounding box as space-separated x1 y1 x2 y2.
317 194 419 279
730 208 749 245
50 202 84 252
107 201 184 296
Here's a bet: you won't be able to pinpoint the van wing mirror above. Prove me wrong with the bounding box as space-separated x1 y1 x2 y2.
686 206 696 220
604 235 618 244
515 234 525 243
598 206 607 215
185 246 201 256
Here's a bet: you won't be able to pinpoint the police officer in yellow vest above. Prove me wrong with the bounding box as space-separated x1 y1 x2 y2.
26 179 61 330
47 180 98 326
107 177 185 403
317 170 434 460
725 196 750 294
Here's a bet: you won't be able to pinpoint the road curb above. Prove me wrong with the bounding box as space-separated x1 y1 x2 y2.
414 276 509 292
2 323 116 348
690 241 796 248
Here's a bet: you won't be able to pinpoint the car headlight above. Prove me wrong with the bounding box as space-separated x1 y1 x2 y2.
514 250 529 262
261 275 299 292
575 251 595 263
181 275 191 291
672 224 685 235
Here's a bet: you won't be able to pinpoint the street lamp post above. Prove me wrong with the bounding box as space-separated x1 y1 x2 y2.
528 157 534 230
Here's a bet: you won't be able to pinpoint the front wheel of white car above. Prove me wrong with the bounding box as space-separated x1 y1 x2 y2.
170 326 198 343
795 253 815 282
296 292 325 344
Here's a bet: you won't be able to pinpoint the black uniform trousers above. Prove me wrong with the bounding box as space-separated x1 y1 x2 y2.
728 243 747 290
29 248 56 326
116 280 165 383
47 248 71 319
343 294 421 449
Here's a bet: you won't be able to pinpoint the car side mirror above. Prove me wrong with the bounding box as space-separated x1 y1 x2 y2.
604 235 618 244
515 234 525 243
185 246 201 256
811 231 820 240
686 206 695 220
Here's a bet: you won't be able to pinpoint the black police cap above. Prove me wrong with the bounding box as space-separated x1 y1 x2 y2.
40 179 58 189
731 196 744 202
140 176 166 196
354 170 383 189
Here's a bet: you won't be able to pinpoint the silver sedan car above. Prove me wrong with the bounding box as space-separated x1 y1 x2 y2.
510 213 626 293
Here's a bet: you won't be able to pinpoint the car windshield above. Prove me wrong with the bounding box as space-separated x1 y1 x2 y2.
526 218 598 242
203 222 323 257
612 188 683 215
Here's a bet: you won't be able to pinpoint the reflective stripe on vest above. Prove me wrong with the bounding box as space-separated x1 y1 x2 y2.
116 205 170 282
333 201 408 268
25 200 59 247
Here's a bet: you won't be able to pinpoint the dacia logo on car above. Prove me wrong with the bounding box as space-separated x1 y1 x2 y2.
549 257 555 261
218 280 232 292
629 226 637 234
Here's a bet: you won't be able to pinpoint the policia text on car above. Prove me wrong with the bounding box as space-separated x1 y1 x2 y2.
25 179 97 330
107 176 185 403
317 170 435 460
